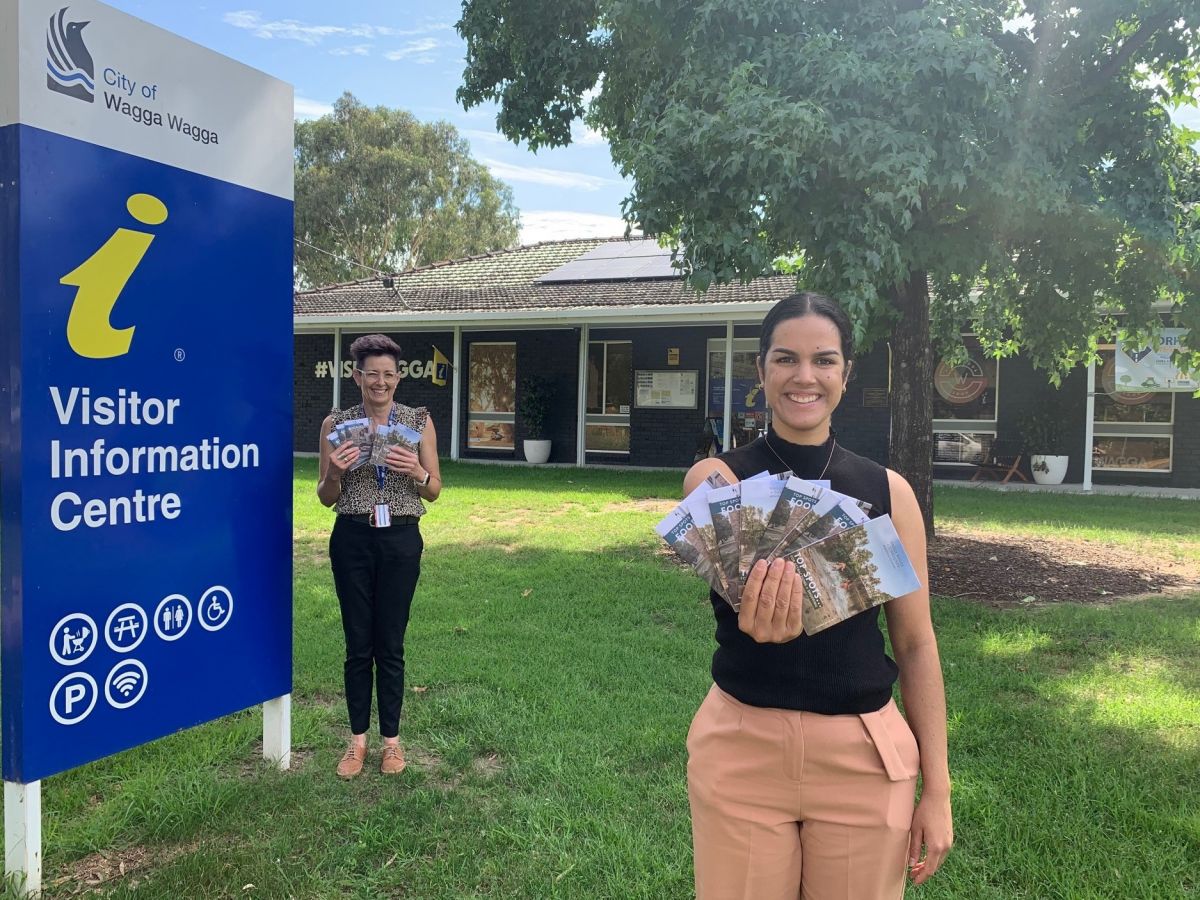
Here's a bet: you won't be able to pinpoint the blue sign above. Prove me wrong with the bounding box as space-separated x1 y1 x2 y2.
709 377 765 415
2 0 294 783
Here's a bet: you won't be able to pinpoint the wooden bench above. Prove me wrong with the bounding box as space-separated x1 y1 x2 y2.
971 440 1029 484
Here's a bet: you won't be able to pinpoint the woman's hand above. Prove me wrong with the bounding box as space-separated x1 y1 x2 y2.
384 446 424 480
737 557 805 643
908 789 953 885
328 444 360 475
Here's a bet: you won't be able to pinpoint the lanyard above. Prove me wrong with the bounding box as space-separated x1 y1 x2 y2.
375 403 398 495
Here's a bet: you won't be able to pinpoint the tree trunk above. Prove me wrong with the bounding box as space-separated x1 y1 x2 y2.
888 272 935 538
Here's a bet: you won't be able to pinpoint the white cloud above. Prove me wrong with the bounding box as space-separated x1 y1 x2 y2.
294 96 334 121
519 211 639 245
330 44 371 57
572 122 607 146
461 128 511 146
223 11 451 46
482 158 614 191
384 38 442 61
373 23 454 37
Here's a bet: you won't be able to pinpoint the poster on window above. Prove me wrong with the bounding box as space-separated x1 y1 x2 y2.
932 349 996 420
468 343 516 450
1115 329 1195 392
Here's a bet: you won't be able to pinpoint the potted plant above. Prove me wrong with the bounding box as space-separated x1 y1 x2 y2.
520 375 555 464
1018 406 1070 485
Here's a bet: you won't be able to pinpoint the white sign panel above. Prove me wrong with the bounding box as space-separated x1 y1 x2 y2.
2 0 294 199
1115 329 1195 392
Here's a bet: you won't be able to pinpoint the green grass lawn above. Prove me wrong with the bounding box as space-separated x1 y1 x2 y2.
11 462 1199 898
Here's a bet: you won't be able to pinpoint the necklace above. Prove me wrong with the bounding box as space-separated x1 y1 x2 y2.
764 432 837 481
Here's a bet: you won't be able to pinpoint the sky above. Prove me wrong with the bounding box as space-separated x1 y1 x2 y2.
103 0 634 246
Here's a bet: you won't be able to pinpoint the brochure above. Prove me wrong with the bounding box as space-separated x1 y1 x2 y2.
789 515 921 634
678 472 734 603
370 422 422 466
770 495 870 562
737 472 791 583
756 475 826 563
654 507 727 598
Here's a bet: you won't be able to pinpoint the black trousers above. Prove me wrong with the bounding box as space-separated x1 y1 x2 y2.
329 516 423 738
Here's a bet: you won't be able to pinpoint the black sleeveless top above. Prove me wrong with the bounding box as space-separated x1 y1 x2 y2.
710 429 898 714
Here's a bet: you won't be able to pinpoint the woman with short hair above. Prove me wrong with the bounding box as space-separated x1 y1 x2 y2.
317 333 442 778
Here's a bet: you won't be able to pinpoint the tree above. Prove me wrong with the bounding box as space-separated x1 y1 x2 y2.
294 93 520 288
457 0 1200 534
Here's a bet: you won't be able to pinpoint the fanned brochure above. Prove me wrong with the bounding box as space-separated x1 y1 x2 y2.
327 419 421 471
370 423 423 466
655 469 919 631
677 471 734 600
655 470 731 598
789 515 921 634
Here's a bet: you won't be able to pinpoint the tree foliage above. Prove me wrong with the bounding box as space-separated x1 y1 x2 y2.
294 93 520 288
458 0 1200 531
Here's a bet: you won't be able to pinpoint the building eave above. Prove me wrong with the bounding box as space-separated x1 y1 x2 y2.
293 301 778 332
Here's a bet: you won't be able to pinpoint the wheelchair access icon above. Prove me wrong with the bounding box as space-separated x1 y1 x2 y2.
197 586 233 632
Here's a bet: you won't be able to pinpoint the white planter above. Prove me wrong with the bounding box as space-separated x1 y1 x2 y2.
523 439 552 464
1031 455 1068 485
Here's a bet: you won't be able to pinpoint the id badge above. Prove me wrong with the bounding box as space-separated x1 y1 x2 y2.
370 503 391 528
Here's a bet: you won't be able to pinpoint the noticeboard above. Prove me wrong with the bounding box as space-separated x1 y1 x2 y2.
635 370 698 409
1 0 294 783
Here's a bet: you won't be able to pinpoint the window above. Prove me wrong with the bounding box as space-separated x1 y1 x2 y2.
932 341 998 465
933 431 991 465
1092 349 1173 472
586 341 632 453
467 342 516 451
707 338 768 449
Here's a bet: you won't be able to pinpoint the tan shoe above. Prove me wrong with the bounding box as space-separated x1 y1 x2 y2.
380 743 406 775
336 744 367 779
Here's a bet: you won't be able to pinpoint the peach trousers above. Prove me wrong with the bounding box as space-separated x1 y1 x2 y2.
687 685 919 900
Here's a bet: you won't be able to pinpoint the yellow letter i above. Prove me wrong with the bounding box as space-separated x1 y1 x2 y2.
62 193 168 359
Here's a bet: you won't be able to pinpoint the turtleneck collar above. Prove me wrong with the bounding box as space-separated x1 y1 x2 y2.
763 426 837 479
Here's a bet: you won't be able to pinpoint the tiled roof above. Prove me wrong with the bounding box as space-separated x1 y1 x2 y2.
294 237 796 319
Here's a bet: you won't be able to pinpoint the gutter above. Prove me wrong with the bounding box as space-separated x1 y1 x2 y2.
293 301 778 332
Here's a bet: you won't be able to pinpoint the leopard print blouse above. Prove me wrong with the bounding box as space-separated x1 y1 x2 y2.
330 403 429 518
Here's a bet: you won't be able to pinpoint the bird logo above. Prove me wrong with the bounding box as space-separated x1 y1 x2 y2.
46 7 94 103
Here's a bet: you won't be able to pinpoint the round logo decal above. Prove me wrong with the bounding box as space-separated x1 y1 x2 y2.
934 358 989 405
1100 357 1152 406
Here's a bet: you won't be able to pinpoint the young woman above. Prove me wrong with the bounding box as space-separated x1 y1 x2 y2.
317 334 442 778
683 293 952 898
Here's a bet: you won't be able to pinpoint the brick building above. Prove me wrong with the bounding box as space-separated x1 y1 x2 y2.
293 238 1199 488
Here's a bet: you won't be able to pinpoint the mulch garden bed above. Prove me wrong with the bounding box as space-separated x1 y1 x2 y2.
928 526 1199 607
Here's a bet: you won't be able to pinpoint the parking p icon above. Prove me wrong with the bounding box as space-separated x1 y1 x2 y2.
49 672 98 725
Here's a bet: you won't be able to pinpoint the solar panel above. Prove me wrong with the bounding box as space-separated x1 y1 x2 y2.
538 240 685 282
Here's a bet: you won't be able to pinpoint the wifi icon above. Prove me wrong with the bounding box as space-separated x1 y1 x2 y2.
105 660 148 709
114 671 141 696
